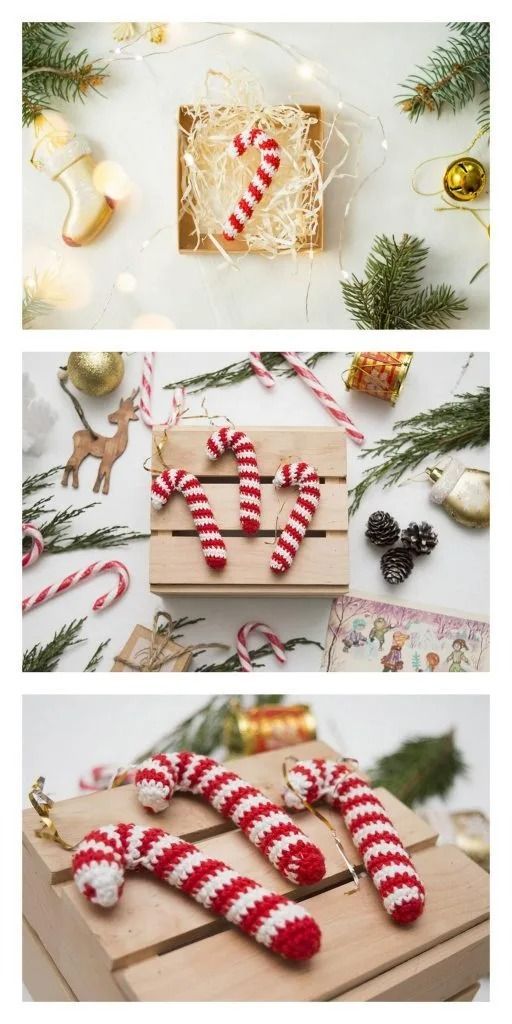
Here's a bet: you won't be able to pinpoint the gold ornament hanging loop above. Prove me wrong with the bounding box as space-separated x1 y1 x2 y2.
28 777 77 851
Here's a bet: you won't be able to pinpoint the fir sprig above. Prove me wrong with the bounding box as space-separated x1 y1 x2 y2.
370 731 467 808
22 22 108 125
22 617 87 672
349 387 490 515
165 353 330 394
84 639 110 672
341 234 467 330
397 22 490 128
196 637 323 672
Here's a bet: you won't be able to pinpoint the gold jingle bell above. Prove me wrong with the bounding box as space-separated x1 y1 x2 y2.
443 158 486 202
67 352 125 397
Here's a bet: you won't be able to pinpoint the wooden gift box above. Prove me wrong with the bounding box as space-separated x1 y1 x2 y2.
111 624 192 672
177 104 324 254
23 740 489 1002
150 426 349 597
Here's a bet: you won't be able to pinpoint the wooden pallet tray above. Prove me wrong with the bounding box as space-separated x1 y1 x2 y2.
23 740 489 1002
150 426 348 596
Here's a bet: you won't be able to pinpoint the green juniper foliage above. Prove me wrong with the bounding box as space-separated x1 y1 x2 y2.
84 639 110 672
22 618 87 672
341 234 467 330
349 387 489 515
397 22 490 132
22 22 108 126
370 731 467 808
165 353 330 394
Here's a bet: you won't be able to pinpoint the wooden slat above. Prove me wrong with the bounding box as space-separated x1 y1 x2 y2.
23 918 77 1002
449 983 481 1001
150 535 348 590
152 426 347 478
334 921 489 1002
151 481 348 532
117 845 489 1002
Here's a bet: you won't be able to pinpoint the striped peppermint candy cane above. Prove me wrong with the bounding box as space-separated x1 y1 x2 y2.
151 468 227 570
249 352 275 388
283 759 426 924
270 462 320 574
223 127 281 241
72 822 321 960
135 752 325 886
206 427 261 534
22 523 44 568
237 622 287 672
22 559 129 614
140 352 185 428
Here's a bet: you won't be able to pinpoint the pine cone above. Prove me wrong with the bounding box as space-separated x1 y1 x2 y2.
365 511 400 546
380 547 414 585
401 521 438 555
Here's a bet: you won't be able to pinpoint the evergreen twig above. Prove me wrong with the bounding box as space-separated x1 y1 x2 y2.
22 618 87 672
84 639 110 672
136 695 284 760
22 466 62 499
370 731 467 808
349 387 490 515
397 22 490 128
165 353 330 394
22 22 108 125
195 637 323 672
341 234 467 330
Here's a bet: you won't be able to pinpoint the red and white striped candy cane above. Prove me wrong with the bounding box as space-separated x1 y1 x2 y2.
283 759 426 925
151 468 227 570
206 427 261 535
249 352 275 388
135 751 325 886
72 822 321 960
237 622 286 672
22 523 44 568
223 127 281 241
250 351 365 445
22 559 129 614
270 462 320 574
140 352 185 428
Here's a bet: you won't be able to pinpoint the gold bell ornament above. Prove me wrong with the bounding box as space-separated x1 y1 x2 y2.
443 157 487 202
67 352 125 397
30 111 115 246
426 458 489 528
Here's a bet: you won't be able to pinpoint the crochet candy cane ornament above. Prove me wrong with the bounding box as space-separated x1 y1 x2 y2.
135 751 325 886
222 128 281 241
22 559 129 613
283 759 426 924
22 523 44 568
270 462 321 574
72 823 321 961
151 468 227 570
206 427 261 534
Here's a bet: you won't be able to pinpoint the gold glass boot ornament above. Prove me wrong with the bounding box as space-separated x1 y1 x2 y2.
426 459 490 529
30 111 115 246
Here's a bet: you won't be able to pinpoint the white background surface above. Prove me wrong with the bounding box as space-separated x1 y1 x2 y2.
22 21 490 330
22 350 489 673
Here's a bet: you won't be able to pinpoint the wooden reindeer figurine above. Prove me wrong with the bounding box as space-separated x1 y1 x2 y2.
62 388 139 495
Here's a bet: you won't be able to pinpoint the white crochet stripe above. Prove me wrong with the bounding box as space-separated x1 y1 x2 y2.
248 811 294 844
195 868 241 909
224 885 266 926
209 777 249 810
231 794 274 825
136 781 170 812
363 840 410 861
164 849 207 886
351 821 399 846
255 903 305 946
383 885 423 914
372 863 417 888
342 801 384 826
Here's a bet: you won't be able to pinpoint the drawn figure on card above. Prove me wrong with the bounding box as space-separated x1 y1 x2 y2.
342 619 367 652
369 616 393 650
425 651 440 672
381 631 410 672
447 638 470 672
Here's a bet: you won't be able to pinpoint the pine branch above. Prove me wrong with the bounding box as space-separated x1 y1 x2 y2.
165 353 331 394
195 637 323 672
369 731 467 808
341 234 467 330
22 466 62 499
22 617 87 672
349 387 490 515
84 639 110 672
397 22 490 125
22 22 108 125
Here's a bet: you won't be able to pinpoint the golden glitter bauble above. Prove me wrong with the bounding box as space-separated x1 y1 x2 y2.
67 352 125 397
443 158 486 202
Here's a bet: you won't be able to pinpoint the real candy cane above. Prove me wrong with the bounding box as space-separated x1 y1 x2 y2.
223 128 281 241
22 559 130 613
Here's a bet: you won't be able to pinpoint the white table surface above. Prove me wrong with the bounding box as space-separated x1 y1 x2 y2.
21 350 489 673
22 21 490 330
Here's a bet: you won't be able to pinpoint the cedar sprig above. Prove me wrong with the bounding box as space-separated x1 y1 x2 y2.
84 639 110 672
370 730 467 808
349 387 490 515
397 22 490 129
196 637 323 672
22 22 108 125
165 353 331 394
341 234 467 330
22 466 62 499
22 617 87 672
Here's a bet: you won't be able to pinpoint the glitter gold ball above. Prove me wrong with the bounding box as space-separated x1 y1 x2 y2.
67 352 125 396
443 158 486 202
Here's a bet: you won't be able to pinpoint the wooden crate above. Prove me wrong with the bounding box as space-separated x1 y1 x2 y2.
23 740 489 1002
150 426 348 596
